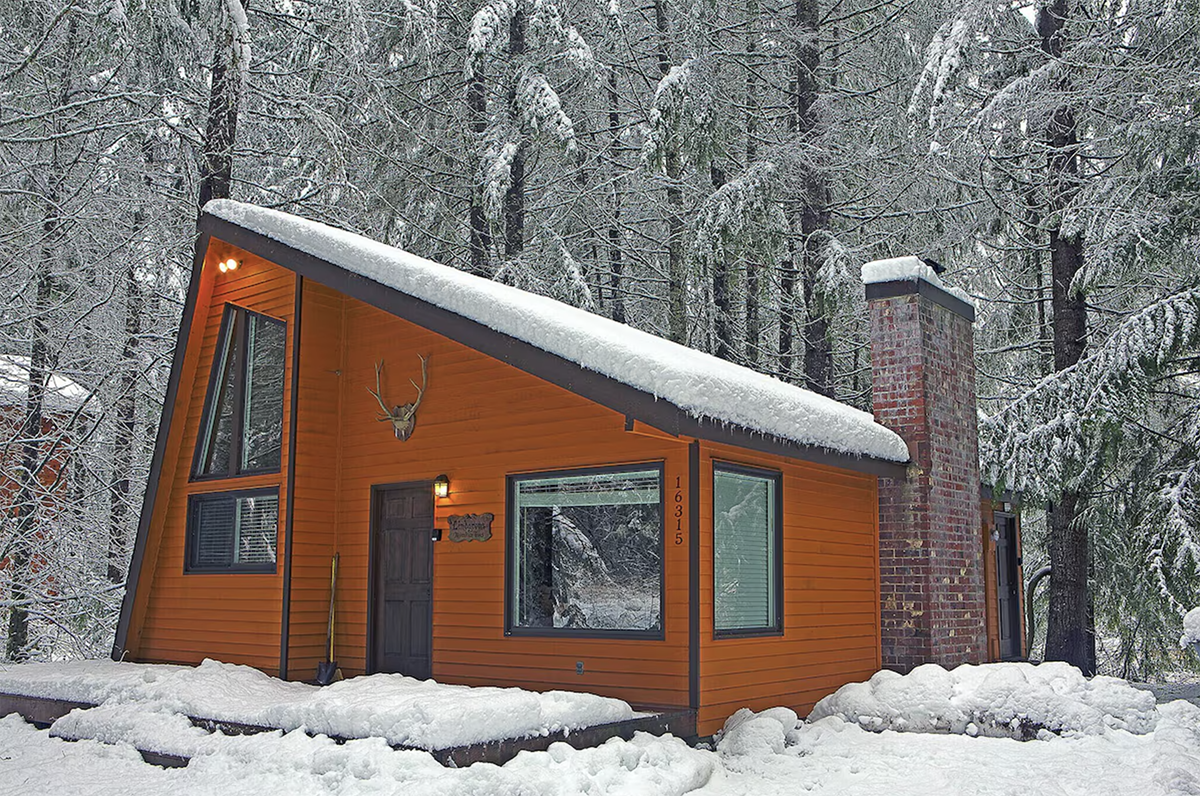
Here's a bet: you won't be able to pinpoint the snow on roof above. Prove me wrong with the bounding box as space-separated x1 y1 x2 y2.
205 200 909 464
861 255 974 308
0 354 92 414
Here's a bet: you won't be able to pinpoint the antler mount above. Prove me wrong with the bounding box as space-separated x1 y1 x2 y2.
367 355 428 441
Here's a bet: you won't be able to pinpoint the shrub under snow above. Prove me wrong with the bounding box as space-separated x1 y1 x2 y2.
808 662 1159 740
715 707 800 756
1181 607 1200 648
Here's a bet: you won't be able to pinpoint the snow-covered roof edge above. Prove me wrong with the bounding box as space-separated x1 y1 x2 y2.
201 200 910 468
0 354 93 414
861 256 975 310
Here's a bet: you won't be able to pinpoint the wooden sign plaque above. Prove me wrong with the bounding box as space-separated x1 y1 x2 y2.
447 513 494 542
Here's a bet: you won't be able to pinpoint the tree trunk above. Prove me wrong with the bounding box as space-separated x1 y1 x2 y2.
711 166 732 358
745 266 761 367
3 10 79 662
729 0 760 364
654 0 686 344
6 231 55 663
1039 0 1094 675
503 9 527 260
468 67 491 276
108 260 142 584
788 0 832 392
197 26 242 209
606 69 626 324
799 192 832 393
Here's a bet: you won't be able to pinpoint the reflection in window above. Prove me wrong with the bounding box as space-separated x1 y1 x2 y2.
714 465 781 634
510 467 662 634
187 489 278 573
195 306 286 478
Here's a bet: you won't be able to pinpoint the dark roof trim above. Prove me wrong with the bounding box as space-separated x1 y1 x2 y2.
981 483 1020 504
112 231 212 660
199 212 908 479
865 278 976 323
279 275 303 678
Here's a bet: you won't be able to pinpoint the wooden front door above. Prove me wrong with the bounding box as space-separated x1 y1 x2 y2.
371 484 434 678
994 512 1021 660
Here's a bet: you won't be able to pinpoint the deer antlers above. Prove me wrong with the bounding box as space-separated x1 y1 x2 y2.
367 355 428 441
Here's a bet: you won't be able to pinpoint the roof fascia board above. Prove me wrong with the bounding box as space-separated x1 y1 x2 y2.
199 213 907 479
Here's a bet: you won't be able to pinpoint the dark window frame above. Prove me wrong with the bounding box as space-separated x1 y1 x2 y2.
504 462 667 641
711 460 784 639
185 486 280 574
191 304 287 482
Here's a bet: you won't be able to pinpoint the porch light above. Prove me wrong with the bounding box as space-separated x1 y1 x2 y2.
433 474 450 499
218 258 240 273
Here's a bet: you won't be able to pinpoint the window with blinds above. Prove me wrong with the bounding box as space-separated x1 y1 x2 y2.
186 489 278 573
508 465 663 637
193 305 286 480
713 464 782 635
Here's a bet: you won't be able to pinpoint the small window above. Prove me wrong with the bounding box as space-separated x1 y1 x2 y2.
186 489 279 573
713 463 782 636
508 465 663 637
193 305 286 479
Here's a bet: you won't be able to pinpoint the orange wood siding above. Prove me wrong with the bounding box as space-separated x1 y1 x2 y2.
285 281 343 677
697 441 880 735
129 243 296 675
311 297 691 709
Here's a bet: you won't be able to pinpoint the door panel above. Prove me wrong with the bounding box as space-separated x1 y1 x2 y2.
994 513 1021 660
372 484 434 678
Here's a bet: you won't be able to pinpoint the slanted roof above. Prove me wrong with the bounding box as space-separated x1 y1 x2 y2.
0 354 92 415
201 200 909 476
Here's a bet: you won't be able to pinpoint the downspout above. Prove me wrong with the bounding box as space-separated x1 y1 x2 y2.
1025 566 1052 660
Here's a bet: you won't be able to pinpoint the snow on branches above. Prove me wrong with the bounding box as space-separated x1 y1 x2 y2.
981 286 1200 496
517 67 576 152
692 161 785 271
644 58 715 172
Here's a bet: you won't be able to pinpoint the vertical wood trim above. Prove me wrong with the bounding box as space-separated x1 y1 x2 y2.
688 439 700 711
112 232 212 659
366 486 380 674
872 476 882 671
279 275 303 678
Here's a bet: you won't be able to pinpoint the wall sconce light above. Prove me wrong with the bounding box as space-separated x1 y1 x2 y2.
433 474 450 499
217 257 240 274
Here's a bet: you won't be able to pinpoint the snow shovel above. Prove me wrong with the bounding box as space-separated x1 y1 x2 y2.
316 553 342 685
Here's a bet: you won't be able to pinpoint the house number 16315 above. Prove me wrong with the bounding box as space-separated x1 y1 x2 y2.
674 475 683 545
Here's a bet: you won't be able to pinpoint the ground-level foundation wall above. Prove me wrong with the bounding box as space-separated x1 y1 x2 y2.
130 245 296 675
696 441 880 735
322 296 692 709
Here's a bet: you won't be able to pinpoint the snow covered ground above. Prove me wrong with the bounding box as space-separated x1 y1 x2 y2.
2 660 1199 795
0 658 635 749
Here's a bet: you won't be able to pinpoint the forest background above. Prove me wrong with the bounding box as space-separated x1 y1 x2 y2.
1 0 1198 680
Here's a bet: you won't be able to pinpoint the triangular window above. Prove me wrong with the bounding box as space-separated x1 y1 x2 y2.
193 305 286 479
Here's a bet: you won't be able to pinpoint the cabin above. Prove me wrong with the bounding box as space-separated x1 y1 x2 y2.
0 354 90 506
113 201 1020 737
0 356 91 579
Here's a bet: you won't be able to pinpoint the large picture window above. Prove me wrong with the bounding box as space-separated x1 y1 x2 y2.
508 465 663 637
713 463 782 636
185 488 279 573
193 305 286 479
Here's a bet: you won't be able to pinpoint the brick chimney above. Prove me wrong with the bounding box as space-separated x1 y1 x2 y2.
864 256 987 672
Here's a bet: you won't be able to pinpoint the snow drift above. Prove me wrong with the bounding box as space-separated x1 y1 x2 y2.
808 662 1160 739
